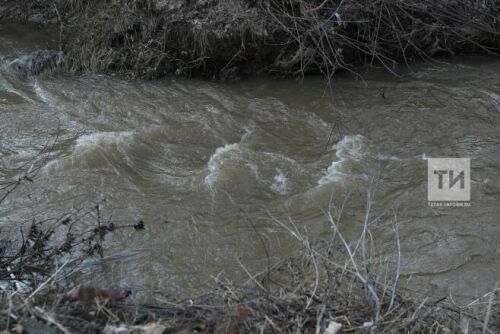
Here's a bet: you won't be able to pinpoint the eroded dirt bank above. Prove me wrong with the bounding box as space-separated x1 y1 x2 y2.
1 0 499 79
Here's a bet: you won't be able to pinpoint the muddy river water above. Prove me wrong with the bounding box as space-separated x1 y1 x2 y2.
1 24 499 302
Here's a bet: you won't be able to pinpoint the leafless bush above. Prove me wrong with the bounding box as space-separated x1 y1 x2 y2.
14 0 495 80
260 0 500 77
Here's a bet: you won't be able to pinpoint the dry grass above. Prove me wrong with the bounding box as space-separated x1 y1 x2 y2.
1 0 498 79
14 0 491 80
1 184 498 333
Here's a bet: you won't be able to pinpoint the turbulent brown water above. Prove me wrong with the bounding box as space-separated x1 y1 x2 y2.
1 24 499 301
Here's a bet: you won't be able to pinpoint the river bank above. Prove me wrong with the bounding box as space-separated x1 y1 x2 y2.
1 0 499 79
1 2 500 333
1 198 495 333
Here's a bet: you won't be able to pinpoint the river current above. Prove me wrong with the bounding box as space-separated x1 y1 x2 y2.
1 24 499 302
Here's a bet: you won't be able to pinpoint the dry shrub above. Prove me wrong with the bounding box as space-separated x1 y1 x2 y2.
53 0 500 79
1 0 499 79
261 0 500 77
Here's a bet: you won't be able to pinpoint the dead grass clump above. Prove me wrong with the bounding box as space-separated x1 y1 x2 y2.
57 0 500 79
1 0 498 79
59 0 268 80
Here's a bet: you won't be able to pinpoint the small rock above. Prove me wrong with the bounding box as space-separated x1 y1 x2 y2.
324 321 342 334
70 286 132 303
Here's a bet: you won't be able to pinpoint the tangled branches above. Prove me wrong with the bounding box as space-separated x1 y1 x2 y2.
0 140 145 293
5 0 496 79
261 0 500 77
0 199 146 293
1 190 497 333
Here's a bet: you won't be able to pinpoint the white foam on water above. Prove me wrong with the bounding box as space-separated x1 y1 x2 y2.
74 131 134 152
318 134 366 185
204 143 240 186
44 131 134 172
377 153 403 161
0 61 34 103
270 169 289 195
4 55 30 73
32 79 53 105
478 89 500 112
